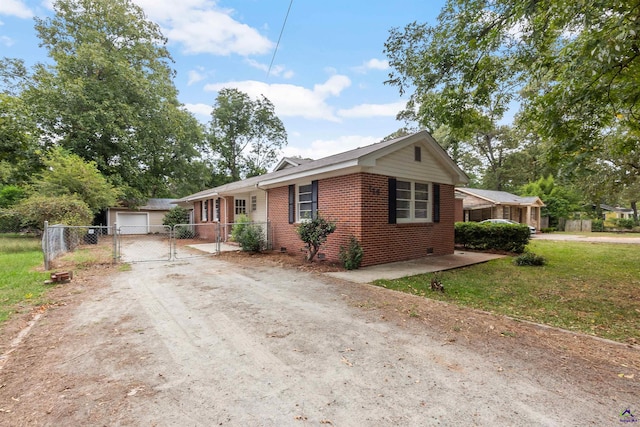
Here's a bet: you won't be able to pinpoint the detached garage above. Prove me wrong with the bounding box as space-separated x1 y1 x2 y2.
106 198 178 235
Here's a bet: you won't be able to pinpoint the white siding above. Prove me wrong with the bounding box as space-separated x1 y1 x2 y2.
248 191 268 223
373 142 455 184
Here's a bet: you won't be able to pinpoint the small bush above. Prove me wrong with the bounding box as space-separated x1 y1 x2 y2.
339 235 363 270
236 224 265 252
540 227 556 233
174 225 195 239
0 209 21 233
615 218 636 230
163 206 190 227
296 214 336 261
231 214 251 242
513 252 547 266
591 219 604 232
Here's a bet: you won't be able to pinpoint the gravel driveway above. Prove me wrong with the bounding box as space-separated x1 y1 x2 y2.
1 253 638 426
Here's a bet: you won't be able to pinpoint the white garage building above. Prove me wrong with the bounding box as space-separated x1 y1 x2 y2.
106 198 182 234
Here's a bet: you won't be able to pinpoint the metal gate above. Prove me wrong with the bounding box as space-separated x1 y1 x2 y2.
43 221 269 268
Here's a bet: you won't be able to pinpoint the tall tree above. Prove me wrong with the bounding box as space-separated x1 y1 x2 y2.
208 88 287 181
384 0 640 181
384 6 523 189
0 93 42 185
24 0 205 202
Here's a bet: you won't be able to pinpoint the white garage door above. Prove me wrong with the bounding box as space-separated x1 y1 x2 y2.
117 213 149 234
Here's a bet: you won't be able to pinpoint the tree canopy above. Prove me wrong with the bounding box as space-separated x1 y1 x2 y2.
23 0 205 202
384 0 640 209
33 147 120 213
208 88 287 181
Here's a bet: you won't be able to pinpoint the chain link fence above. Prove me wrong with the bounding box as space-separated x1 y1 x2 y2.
41 221 272 268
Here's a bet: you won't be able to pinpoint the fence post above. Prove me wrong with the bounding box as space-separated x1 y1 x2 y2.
113 222 118 264
43 220 50 271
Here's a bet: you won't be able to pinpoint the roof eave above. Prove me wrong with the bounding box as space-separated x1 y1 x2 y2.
258 160 360 188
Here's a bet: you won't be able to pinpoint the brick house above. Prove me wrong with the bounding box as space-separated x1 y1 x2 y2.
455 188 545 231
176 131 468 267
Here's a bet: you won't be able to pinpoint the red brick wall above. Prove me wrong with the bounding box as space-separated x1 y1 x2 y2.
268 173 455 267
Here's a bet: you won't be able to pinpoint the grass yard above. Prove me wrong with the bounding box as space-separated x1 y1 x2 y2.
374 240 640 343
0 234 50 323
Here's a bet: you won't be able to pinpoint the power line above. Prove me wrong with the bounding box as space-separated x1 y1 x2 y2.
267 0 294 79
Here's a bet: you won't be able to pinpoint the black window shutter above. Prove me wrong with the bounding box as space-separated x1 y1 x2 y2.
433 184 440 223
388 178 397 224
288 185 295 224
311 180 318 219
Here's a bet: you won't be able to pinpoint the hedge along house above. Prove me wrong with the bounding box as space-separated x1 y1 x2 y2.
176 131 468 267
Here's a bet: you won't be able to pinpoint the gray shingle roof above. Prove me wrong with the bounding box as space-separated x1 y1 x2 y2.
140 198 178 210
177 131 468 202
456 188 543 206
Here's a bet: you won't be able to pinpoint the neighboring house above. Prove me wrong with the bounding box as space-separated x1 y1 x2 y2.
600 204 634 221
175 131 469 267
455 188 544 231
107 198 180 234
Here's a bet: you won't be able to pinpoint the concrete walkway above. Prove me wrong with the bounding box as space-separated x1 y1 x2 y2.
325 250 505 283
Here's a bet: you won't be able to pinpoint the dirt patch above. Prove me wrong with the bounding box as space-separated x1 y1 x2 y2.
0 253 638 425
216 249 345 273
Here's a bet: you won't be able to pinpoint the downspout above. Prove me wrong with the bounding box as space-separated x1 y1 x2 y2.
256 183 270 249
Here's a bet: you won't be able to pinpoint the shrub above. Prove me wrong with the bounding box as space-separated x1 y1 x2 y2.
12 194 93 231
236 224 265 252
615 218 636 230
455 221 530 253
513 251 547 266
591 219 604 232
163 206 193 239
339 235 363 270
0 209 21 233
163 206 190 227
296 214 336 261
174 225 195 239
540 227 556 233
231 214 251 242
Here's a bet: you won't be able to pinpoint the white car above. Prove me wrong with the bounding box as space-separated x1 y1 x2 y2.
479 219 536 234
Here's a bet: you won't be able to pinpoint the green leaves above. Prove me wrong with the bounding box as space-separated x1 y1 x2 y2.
25 0 202 199
208 88 287 181
296 214 336 262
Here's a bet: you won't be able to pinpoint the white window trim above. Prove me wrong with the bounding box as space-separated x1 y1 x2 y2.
235 198 247 216
396 180 432 223
297 183 313 223
214 198 220 222
202 200 208 222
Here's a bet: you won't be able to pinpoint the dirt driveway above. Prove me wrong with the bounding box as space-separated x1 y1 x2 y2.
1 253 639 426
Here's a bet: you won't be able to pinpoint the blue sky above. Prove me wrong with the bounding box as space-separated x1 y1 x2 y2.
0 0 445 161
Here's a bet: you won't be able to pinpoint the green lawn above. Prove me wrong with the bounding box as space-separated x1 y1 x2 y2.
0 234 50 323
374 240 640 343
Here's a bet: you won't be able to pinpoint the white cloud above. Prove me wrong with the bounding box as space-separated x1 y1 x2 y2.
187 69 206 86
204 75 352 122
184 103 212 120
133 0 273 56
283 135 380 159
0 0 33 18
364 58 389 70
353 58 390 73
245 59 294 79
0 35 15 46
338 101 406 118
